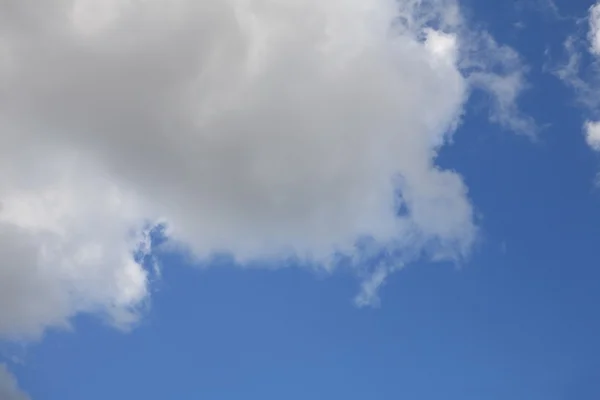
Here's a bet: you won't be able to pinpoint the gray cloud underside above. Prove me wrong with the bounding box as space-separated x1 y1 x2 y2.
0 0 531 339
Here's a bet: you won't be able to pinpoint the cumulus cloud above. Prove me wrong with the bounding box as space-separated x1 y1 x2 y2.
0 365 30 400
585 120 600 151
0 0 530 339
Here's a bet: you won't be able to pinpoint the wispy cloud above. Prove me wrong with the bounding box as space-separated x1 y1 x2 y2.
517 0 573 22
552 1 600 154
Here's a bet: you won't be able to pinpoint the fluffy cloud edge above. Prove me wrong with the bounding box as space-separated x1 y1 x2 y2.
0 0 532 341
0 364 30 400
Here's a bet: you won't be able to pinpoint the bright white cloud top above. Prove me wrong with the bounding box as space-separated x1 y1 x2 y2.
585 120 600 151
0 0 530 340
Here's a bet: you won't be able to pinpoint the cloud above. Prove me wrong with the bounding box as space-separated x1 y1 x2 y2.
462 32 536 136
0 365 30 400
0 0 530 339
553 1 600 149
354 265 394 308
585 120 600 151
583 3 600 150
590 2 600 56
532 0 570 21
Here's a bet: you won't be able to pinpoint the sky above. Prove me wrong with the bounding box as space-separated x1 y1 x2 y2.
1 0 600 398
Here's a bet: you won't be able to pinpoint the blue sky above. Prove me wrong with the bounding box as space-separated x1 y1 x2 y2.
2 0 600 399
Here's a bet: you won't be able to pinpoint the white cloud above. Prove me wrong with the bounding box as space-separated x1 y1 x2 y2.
590 3 600 56
0 0 530 339
354 265 395 308
0 365 30 400
585 120 600 151
461 33 536 136
553 2 600 152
